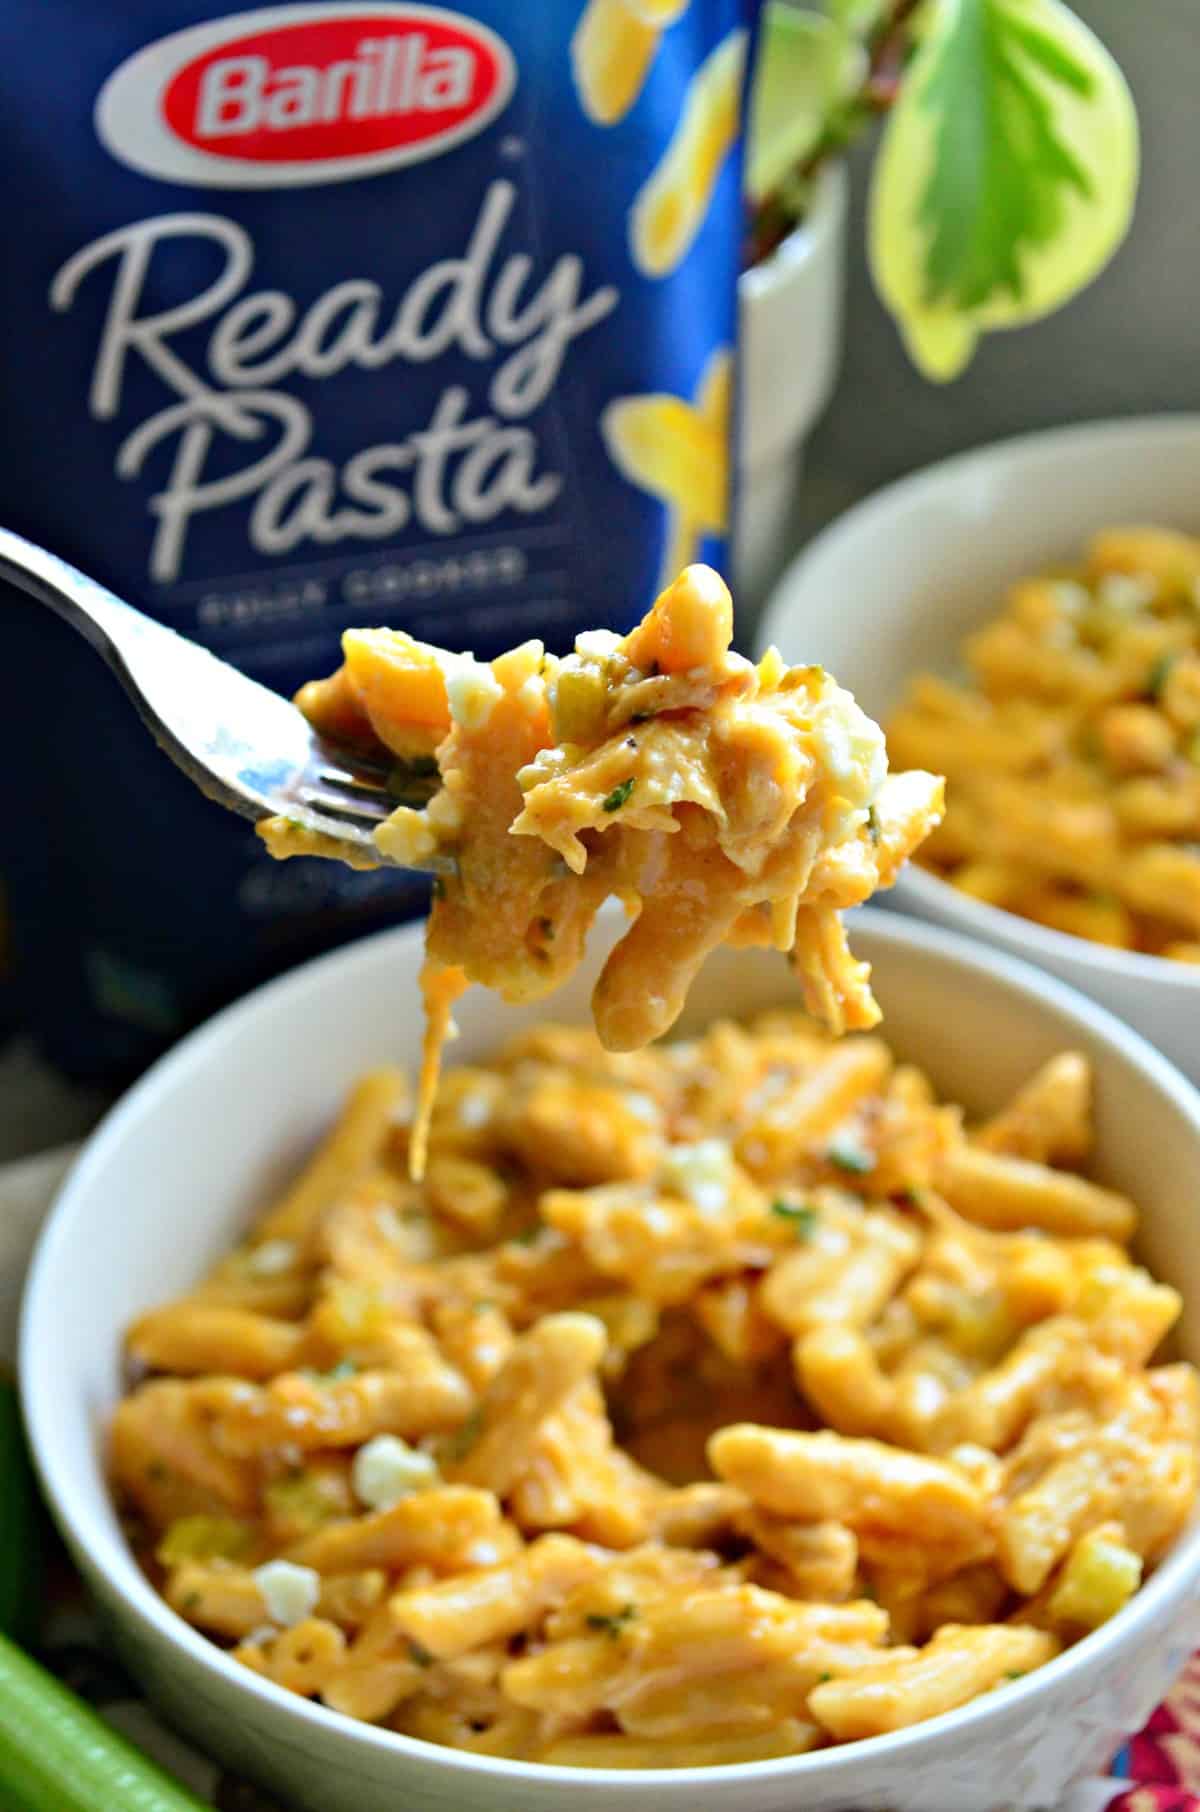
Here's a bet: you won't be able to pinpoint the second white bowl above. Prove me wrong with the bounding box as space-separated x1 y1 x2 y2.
758 415 1200 1083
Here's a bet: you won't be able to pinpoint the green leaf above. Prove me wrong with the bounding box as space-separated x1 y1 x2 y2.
869 0 1138 379
746 2 865 204
916 0 1094 312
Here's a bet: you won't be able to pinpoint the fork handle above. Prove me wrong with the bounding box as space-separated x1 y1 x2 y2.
0 524 162 674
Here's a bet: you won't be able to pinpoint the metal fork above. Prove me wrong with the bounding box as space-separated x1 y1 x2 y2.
0 525 446 870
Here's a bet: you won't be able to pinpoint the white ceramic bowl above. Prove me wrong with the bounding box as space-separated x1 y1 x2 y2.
758 415 1200 1084
21 909 1200 1812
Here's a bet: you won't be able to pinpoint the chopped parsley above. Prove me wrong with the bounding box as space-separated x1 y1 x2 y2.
866 805 881 843
446 1407 485 1462
309 1359 358 1384
181 1590 203 1612
1147 652 1177 699
1004 1669 1026 1681
407 1638 435 1668
827 1138 876 1175
816 1670 833 1684
585 1603 637 1638
601 777 636 813
771 1200 819 1240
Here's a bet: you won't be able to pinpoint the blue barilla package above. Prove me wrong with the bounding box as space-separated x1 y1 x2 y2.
0 0 762 1079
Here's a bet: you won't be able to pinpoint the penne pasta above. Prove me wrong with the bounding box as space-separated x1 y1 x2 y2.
108 1013 1194 1764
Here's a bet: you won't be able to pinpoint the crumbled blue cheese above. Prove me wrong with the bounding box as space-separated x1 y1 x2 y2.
518 673 547 715
442 653 504 728
1052 580 1091 614
661 1139 735 1214
246 1239 297 1277
458 1091 493 1129
623 1091 659 1125
254 1560 320 1627
374 1206 406 1245
575 628 621 659
352 1435 439 1510
813 680 888 809
375 805 438 867
1098 573 1155 612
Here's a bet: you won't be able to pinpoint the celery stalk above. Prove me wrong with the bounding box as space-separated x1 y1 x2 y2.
0 1634 211 1812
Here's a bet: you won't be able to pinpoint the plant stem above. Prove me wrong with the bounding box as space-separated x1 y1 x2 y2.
746 0 924 264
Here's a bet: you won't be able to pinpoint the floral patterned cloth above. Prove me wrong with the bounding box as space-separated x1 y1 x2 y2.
1105 1654 1200 1810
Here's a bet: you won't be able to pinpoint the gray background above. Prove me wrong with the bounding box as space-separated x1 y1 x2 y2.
790 0 1200 550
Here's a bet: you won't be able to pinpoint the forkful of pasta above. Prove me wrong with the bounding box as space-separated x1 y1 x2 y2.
258 563 945 1172
0 523 942 1167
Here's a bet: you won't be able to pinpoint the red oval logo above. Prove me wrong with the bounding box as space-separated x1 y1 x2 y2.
165 13 503 162
95 5 515 188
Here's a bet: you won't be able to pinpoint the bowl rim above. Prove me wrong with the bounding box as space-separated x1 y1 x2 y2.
20 906 1200 1792
756 411 1200 991
738 158 848 302
900 865 1200 992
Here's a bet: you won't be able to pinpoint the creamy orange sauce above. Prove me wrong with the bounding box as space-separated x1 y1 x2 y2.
261 566 944 1173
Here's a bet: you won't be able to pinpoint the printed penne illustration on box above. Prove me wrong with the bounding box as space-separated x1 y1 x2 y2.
0 0 762 1079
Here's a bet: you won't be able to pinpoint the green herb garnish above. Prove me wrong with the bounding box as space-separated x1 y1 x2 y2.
827 1139 875 1175
1004 1669 1026 1680
585 1603 637 1638
310 1359 358 1384
601 777 636 813
446 1408 485 1462
866 805 881 843
1147 652 1177 699
407 1638 435 1668
771 1200 819 1240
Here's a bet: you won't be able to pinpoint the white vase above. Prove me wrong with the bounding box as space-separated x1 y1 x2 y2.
735 160 848 617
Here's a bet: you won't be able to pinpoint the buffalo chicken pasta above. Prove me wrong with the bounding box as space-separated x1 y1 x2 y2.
260 565 944 1171
111 1017 1197 1767
888 526 1200 961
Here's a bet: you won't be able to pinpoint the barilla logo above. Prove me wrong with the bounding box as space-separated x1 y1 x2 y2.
96 3 515 188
